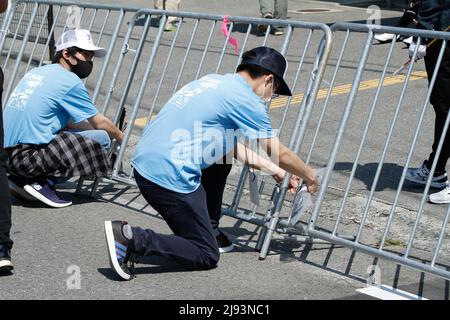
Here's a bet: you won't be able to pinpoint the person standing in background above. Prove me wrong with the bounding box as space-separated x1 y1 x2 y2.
258 0 288 36
405 0 450 204
154 0 180 32
374 0 420 44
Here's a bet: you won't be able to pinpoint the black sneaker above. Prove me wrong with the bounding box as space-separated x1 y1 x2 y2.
258 12 273 33
104 221 136 281
217 230 234 253
8 175 37 201
273 27 284 36
0 244 13 274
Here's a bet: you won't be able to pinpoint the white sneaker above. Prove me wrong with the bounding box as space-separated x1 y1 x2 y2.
403 36 413 45
429 186 450 204
374 33 397 43
405 161 448 189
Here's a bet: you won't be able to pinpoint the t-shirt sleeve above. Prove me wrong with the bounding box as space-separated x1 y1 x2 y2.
227 99 275 140
60 82 98 123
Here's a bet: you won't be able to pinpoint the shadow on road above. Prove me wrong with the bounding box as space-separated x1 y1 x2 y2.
296 243 449 300
333 162 440 193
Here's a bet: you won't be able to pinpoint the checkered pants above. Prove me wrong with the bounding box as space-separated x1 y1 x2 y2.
5 132 111 178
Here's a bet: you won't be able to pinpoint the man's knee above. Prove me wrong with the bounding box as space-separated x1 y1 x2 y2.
193 245 220 271
201 251 220 270
94 130 111 150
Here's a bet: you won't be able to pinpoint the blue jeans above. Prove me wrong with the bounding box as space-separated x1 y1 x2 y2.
72 129 111 150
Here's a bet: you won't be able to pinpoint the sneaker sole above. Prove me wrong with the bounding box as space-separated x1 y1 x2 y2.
219 244 234 253
428 195 450 204
23 185 72 208
405 176 448 189
104 221 132 281
9 180 38 201
0 260 14 272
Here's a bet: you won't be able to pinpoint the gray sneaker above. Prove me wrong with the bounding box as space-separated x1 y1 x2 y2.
405 161 448 189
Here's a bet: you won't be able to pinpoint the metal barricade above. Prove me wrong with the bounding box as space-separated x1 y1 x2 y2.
8 0 55 58
0 0 141 112
1 1 332 257
307 23 450 280
99 8 332 259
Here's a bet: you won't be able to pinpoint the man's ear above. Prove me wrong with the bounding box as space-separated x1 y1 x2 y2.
62 49 77 60
62 49 76 64
265 74 274 85
61 49 70 60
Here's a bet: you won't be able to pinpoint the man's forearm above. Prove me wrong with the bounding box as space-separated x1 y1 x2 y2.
235 142 283 176
66 119 94 131
278 145 316 184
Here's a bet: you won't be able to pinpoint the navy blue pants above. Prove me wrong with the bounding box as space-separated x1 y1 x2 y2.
132 162 232 270
0 67 13 249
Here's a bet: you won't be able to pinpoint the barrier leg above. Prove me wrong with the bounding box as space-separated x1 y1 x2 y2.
75 177 84 195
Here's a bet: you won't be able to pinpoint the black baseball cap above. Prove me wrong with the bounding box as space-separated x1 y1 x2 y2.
238 46 292 96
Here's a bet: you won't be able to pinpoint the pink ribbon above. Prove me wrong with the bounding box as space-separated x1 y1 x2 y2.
221 16 239 54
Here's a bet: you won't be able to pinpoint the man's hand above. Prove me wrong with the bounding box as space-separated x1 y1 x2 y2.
409 41 427 60
0 0 8 14
305 174 319 194
272 169 300 195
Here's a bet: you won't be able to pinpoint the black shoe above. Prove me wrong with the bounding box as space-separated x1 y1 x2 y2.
273 27 284 36
0 245 14 274
217 230 234 253
8 175 37 201
104 221 136 280
258 12 273 33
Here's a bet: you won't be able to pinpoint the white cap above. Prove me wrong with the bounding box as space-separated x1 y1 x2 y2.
55 29 107 58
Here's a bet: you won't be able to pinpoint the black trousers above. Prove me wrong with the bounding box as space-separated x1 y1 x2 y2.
425 41 450 173
201 162 232 237
0 67 13 249
132 162 232 270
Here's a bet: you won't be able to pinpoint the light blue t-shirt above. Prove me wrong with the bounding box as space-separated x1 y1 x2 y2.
132 73 275 194
3 63 98 147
